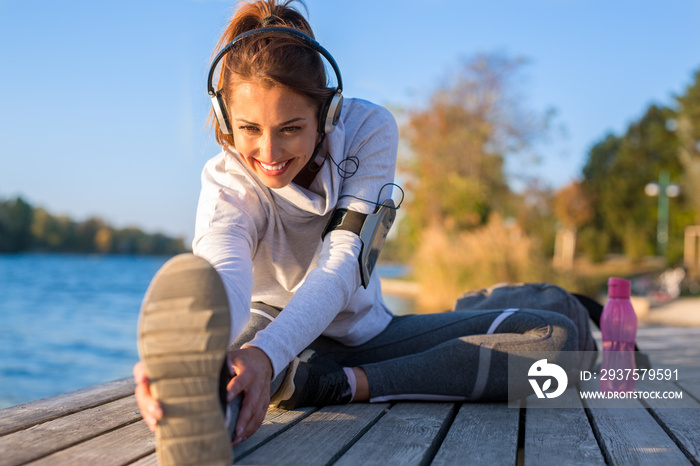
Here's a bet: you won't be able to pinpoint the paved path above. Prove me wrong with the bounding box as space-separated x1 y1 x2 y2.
640 297 700 327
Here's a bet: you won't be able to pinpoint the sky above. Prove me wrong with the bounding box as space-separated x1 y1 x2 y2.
1 0 699 243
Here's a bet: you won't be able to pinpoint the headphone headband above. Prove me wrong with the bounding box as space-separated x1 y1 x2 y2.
207 26 343 95
207 26 344 135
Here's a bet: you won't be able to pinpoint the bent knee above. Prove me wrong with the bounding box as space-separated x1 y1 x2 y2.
543 311 579 352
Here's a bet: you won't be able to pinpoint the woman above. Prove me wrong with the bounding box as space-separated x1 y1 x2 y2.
134 1 583 465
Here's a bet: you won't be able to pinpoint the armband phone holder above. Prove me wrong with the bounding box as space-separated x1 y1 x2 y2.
322 199 396 288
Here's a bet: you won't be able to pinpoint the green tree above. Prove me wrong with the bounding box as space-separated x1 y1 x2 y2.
0 197 34 252
399 53 551 244
676 69 700 222
0 196 187 255
580 105 693 262
397 53 555 307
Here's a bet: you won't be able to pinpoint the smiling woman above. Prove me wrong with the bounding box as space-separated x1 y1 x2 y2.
229 82 320 189
131 2 588 466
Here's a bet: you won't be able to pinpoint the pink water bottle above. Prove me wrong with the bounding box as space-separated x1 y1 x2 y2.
600 277 637 392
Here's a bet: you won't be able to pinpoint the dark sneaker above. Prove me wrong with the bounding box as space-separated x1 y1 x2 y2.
273 351 353 409
218 364 241 444
138 254 233 466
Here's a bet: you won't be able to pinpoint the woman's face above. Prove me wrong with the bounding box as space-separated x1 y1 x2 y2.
228 82 319 189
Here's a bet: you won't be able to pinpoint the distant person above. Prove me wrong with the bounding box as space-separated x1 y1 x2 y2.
133 1 585 464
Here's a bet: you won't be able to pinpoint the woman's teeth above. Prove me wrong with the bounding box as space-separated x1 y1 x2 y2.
260 160 290 171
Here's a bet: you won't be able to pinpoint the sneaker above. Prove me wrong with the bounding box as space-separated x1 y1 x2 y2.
218 364 241 444
272 351 353 409
138 254 233 466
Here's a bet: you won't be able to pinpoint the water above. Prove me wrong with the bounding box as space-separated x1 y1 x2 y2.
0 254 413 409
0 254 169 409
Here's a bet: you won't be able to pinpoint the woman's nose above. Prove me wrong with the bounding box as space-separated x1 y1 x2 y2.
258 133 280 163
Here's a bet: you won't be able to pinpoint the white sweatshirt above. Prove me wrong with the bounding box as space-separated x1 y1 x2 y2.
192 98 398 377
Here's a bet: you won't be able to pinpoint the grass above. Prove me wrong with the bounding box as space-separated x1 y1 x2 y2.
387 215 670 313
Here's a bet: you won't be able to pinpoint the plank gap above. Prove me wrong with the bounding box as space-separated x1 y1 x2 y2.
675 380 700 405
642 406 700 465
21 418 146 466
582 403 612 465
323 403 392 466
0 378 135 437
0 396 143 465
235 407 319 461
419 402 460 466
516 405 526 466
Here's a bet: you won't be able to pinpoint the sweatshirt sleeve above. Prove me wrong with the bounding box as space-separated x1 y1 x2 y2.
191 157 264 344
246 102 399 377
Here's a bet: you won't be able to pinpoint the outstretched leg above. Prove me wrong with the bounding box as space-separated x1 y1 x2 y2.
138 254 232 466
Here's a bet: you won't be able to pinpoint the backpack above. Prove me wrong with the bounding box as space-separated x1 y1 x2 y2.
453 282 651 369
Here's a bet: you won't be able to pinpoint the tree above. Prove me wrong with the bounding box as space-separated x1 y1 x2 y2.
399 53 552 242
551 181 593 270
0 196 187 255
580 105 693 262
553 181 593 231
0 197 34 252
676 69 700 222
397 53 555 307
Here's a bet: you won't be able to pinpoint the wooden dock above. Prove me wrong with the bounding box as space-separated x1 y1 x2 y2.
2 326 700 465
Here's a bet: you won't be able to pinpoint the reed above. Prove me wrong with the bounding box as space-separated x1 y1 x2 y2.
412 213 554 312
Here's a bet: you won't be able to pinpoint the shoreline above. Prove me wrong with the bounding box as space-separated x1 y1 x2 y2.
379 278 420 298
381 277 700 328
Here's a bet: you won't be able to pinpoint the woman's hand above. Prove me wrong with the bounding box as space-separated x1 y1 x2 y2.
227 346 273 446
133 362 162 432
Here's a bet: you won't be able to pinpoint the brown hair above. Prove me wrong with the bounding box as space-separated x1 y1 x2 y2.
210 0 334 147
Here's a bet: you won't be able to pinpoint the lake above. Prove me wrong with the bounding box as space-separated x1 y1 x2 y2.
0 254 412 409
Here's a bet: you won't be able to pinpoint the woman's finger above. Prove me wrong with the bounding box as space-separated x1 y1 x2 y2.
133 361 147 384
133 362 162 432
232 387 269 445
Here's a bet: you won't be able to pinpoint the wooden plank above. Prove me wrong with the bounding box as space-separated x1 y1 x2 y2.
636 327 700 351
238 403 389 465
638 380 700 463
233 406 316 458
580 380 691 465
125 406 316 465
679 368 700 383
431 403 519 465
524 389 605 466
0 396 142 466
0 378 135 436
678 380 700 401
25 420 154 466
128 454 157 466
334 402 455 466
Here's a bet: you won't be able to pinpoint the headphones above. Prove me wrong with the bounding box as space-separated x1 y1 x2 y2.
207 26 344 136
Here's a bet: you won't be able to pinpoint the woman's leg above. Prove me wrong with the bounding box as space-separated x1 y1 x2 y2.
306 308 579 402
223 302 288 439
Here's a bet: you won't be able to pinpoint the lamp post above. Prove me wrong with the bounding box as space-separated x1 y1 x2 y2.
644 170 681 256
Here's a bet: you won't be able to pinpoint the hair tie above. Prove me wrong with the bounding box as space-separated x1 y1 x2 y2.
260 15 282 27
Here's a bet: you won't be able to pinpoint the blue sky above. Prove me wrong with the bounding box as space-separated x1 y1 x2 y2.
1 0 699 243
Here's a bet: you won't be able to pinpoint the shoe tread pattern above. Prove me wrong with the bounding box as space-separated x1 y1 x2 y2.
138 254 232 466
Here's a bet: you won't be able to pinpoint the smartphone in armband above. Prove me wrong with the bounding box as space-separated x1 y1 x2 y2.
322 199 396 288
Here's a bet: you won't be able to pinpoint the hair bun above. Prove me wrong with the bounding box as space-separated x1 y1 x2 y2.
260 15 283 27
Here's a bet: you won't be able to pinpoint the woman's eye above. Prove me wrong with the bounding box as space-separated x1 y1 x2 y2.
239 126 259 133
282 126 302 134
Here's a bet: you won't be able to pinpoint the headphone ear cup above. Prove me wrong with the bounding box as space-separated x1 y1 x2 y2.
211 91 232 135
320 91 343 134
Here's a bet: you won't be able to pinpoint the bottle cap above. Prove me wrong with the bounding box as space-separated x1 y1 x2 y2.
608 277 631 299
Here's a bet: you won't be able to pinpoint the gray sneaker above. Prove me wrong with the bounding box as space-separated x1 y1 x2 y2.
272 350 352 409
138 254 233 466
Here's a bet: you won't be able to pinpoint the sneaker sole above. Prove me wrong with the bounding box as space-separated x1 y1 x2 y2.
271 349 315 409
137 254 232 466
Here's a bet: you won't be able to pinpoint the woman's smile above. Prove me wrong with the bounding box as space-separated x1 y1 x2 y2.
258 159 291 172
228 82 319 189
